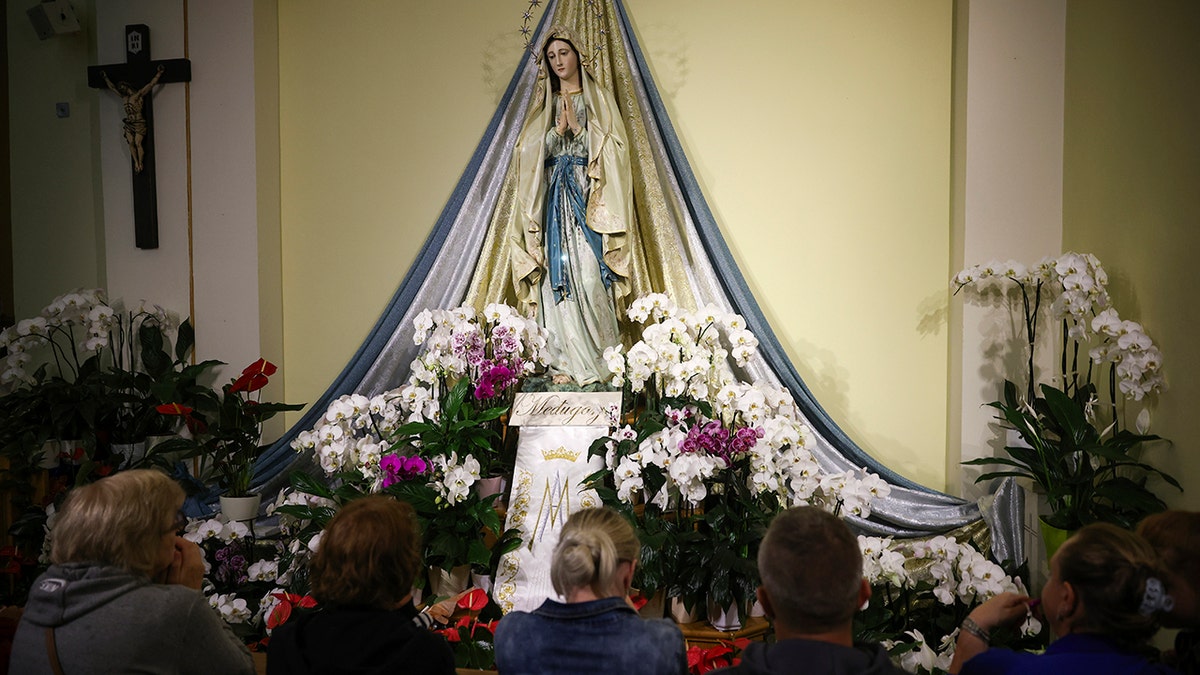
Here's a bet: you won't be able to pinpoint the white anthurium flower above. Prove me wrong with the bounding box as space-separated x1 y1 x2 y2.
306 532 323 553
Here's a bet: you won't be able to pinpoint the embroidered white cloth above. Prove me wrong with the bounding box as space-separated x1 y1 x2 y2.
494 425 606 613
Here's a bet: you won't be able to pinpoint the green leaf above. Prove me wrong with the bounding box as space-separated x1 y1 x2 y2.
290 470 334 499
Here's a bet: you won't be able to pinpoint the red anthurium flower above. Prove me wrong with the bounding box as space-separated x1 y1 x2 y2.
266 592 317 630
230 359 277 393
434 628 461 643
156 403 193 416
456 588 489 612
687 646 704 672
266 602 292 630
95 463 114 477
629 592 649 611
242 358 278 377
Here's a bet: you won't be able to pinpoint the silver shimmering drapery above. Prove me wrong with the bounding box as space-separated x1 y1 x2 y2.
248 0 1022 562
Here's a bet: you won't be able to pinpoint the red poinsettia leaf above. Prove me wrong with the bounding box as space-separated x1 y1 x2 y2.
266 601 293 630
456 588 488 612
155 403 193 416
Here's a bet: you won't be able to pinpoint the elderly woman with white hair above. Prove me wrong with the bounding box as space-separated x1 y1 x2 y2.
10 469 253 674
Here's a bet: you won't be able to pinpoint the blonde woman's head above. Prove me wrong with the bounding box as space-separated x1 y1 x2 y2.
550 507 639 600
51 469 184 578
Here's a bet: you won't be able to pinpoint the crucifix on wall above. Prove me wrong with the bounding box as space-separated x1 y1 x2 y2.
87 24 191 249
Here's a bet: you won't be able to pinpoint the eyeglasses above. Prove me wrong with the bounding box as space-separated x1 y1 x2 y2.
168 508 189 536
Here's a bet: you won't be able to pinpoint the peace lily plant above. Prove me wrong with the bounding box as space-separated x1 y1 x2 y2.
953 252 1180 531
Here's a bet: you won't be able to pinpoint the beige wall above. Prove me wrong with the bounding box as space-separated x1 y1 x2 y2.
278 0 955 489
6 0 103 317
1062 0 1200 509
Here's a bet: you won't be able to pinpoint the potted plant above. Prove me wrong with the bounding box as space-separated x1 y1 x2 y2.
954 252 1181 538
155 359 304 518
586 294 890 629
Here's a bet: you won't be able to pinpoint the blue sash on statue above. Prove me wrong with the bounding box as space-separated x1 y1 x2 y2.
544 154 615 304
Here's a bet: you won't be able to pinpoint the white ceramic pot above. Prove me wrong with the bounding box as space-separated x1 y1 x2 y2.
428 564 471 598
707 598 746 631
668 597 701 624
219 494 262 522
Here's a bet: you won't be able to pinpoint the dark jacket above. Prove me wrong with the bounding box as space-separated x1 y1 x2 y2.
10 562 254 674
494 596 687 675
961 633 1181 675
266 602 454 675
710 638 904 675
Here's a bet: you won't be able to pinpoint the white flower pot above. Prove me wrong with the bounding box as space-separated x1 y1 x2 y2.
668 597 701 624
635 590 665 620
111 441 148 469
219 494 262 522
428 564 471 598
471 572 493 595
38 440 60 469
474 476 507 500
707 598 746 631
749 598 765 617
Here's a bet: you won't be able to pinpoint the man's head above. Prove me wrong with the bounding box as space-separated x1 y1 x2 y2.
757 507 868 637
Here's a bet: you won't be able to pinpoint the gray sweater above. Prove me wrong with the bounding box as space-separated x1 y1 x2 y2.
10 562 254 675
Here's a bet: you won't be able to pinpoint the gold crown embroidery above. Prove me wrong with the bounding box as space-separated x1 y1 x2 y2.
541 446 580 462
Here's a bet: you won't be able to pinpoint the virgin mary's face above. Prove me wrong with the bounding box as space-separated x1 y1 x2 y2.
546 40 579 83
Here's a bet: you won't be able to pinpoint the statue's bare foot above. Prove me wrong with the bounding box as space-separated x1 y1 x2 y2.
551 373 574 385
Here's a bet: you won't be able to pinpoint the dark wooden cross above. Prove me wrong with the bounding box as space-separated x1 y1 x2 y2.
87 25 191 249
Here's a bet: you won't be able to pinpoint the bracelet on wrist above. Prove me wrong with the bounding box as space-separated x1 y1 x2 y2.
961 617 991 644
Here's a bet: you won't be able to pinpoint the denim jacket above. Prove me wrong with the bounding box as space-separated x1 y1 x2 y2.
494 597 687 675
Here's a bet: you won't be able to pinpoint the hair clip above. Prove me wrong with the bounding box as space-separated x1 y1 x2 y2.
1139 577 1175 616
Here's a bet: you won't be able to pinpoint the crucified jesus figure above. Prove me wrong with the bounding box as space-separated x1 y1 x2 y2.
102 65 164 173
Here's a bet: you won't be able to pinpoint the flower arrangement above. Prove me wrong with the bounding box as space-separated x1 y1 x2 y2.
432 588 501 670
0 289 217 481
181 512 316 649
855 533 1043 674
687 638 751 674
285 303 546 573
155 359 305 497
953 252 1180 530
589 294 890 618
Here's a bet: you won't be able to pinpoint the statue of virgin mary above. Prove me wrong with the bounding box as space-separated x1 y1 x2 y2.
506 27 634 387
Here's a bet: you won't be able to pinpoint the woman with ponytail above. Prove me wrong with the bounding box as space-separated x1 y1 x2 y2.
494 507 686 674
949 522 1180 674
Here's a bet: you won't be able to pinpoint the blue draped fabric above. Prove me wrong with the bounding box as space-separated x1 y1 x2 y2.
545 154 614 303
